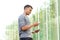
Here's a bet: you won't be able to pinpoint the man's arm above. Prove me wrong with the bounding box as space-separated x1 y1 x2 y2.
21 24 33 31
21 22 39 31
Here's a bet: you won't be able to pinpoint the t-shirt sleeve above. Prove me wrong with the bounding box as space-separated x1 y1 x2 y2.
18 17 26 30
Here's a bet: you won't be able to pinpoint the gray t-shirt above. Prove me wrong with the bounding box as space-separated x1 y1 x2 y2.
18 13 32 38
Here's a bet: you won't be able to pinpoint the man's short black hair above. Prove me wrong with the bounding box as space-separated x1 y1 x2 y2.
24 5 33 9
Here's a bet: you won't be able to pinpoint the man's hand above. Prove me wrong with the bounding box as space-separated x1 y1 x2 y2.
34 29 40 33
33 22 40 27
32 32 35 34
32 29 40 34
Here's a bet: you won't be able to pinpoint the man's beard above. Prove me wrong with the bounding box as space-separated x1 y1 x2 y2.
26 13 30 15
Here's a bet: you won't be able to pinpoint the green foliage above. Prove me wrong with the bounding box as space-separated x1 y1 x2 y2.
6 21 19 40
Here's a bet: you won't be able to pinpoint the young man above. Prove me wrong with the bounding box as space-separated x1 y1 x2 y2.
18 5 40 40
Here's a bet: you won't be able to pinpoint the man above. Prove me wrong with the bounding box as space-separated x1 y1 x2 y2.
18 5 40 40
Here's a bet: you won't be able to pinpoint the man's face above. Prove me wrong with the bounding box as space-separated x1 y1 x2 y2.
24 7 32 15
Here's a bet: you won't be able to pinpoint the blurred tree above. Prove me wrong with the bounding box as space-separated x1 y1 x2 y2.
6 21 19 40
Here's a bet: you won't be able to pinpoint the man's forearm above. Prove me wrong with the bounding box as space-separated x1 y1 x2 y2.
21 24 34 31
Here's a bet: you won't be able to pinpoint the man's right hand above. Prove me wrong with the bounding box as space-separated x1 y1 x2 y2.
33 22 40 27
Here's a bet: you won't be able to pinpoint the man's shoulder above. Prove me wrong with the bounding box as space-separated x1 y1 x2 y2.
18 14 25 19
